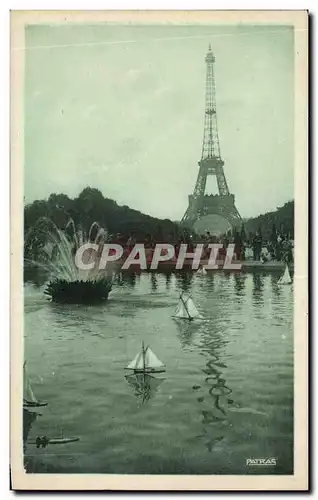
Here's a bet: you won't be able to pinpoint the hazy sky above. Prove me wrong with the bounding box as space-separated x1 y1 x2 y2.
24 23 294 219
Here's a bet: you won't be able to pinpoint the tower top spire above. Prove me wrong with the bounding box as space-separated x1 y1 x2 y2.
181 48 241 230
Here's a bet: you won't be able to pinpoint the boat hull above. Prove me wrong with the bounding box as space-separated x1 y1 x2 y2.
48 437 80 445
23 400 48 408
125 368 166 374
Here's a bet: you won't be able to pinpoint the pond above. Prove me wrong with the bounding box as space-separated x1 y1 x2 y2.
23 270 293 475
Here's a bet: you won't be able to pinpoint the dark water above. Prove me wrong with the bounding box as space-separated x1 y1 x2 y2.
24 271 293 474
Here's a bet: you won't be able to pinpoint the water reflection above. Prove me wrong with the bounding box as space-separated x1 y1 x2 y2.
252 272 264 307
114 272 139 288
175 271 194 293
196 329 233 452
221 271 232 281
23 408 37 440
150 273 158 292
233 273 246 296
165 272 172 290
252 272 264 293
46 303 99 331
175 319 202 350
23 408 40 452
125 373 165 403
269 273 293 326
270 273 283 298
198 272 215 294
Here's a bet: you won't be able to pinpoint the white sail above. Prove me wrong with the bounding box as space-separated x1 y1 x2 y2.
173 294 202 320
23 364 38 404
278 265 292 285
24 378 38 403
185 297 202 319
126 344 165 372
173 300 190 319
196 266 207 276
144 347 165 370
126 351 144 370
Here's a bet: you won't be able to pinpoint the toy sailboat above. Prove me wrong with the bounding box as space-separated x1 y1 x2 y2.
278 264 292 285
196 266 207 276
173 293 202 321
125 342 166 373
23 362 48 409
28 435 80 448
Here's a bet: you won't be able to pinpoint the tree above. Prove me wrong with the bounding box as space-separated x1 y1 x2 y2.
245 201 294 240
24 186 182 258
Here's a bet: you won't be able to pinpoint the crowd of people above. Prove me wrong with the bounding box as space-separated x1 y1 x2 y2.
107 227 294 264
196 230 294 263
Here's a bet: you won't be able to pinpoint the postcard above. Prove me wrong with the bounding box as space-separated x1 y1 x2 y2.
10 10 308 491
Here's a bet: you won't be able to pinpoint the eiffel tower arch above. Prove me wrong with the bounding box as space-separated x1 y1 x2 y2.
181 46 241 236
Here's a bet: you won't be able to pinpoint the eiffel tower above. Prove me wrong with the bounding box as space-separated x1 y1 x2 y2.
181 46 241 235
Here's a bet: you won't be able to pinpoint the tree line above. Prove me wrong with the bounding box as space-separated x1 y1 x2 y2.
244 200 294 241
24 187 294 258
24 187 182 248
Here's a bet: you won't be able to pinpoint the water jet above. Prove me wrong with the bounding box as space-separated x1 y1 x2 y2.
25 217 113 304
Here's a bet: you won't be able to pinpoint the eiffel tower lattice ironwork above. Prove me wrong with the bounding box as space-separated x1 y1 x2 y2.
181 46 241 233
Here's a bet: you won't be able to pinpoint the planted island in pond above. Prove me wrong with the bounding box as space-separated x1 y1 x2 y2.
25 217 113 304
45 278 112 304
